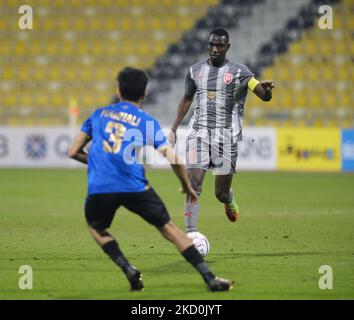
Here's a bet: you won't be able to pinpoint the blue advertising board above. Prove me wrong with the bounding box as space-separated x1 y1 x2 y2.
342 129 354 171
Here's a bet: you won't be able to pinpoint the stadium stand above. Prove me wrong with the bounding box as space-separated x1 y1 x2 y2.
146 0 352 127
0 0 219 125
0 0 352 127
245 0 353 128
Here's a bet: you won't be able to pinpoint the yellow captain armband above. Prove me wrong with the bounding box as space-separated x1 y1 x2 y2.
247 77 260 92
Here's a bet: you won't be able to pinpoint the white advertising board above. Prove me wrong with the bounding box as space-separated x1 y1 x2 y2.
237 127 277 170
0 127 277 170
149 127 277 171
0 127 84 168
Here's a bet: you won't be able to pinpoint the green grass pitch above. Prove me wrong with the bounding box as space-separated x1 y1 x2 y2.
0 169 353 300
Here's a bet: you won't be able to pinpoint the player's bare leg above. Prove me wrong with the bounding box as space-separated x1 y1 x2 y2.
184 168 206 232
87 223 144 291
159 221 233 291
87 224 114 246
215 174 239 222
160 221 193 252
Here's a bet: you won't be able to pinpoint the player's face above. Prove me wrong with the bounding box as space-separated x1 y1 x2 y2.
208 34 229 65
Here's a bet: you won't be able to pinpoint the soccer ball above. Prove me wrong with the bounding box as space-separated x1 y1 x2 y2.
187 231 210 257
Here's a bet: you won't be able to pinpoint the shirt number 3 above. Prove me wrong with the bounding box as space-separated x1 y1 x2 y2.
103 121 127 154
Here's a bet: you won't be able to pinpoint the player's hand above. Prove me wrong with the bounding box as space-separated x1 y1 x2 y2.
168 130 177 147
260 80 275 91
186 187 198 203
180 185 198 203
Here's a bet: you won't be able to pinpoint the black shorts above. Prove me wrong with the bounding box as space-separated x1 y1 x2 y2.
85 188 171 230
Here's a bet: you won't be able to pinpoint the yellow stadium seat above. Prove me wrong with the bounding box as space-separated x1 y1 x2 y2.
42 18 55 30
154 43 167 56
7 0 20 7
161 0 174 7
292 68 306 80
33 69 46 81
36 94 49 107
4 95 17 107
281 94 293 108
165 19 178 31
19 93 33 106
289 42 302 55
318 41 333 55
119 18 132 31
38 0 51 5
306 66 321 81
30 42 42 55
303 41 317 55
15 43 27 55
185 18 197 29
323 94 337 108
275 68 290 81
63 68 76 81
307 93 322 109
52 95 65 106
61 43 74 55
293 93 307 108
262 68 275 79
334 41 347 54
343 118 354 128
338 94 352 108
255 118 266 126
337 66 352 81
105 18 117 30
73 18 87 31
80 69 91 81
18 69 31 81
347 18 354 30
47 68 60 80
3 68 14 80
334 17 344 29
53 0 66 7
321 68 335 81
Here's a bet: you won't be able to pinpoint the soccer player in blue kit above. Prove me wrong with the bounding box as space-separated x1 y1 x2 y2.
68 67 233 292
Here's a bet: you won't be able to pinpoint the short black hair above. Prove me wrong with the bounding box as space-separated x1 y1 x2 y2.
117 67 148 102
210 28 229 42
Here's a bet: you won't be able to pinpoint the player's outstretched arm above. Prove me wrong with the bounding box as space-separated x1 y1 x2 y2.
68 131 91 164
251 79 275 102
168 95 194 147
159 145 197 203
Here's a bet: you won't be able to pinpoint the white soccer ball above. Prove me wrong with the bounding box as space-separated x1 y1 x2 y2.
187 231 210 257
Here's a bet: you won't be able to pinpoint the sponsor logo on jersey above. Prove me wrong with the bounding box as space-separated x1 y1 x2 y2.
207 90 216 99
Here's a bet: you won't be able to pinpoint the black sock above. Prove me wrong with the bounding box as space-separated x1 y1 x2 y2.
181 245 215 282
101 240 131 273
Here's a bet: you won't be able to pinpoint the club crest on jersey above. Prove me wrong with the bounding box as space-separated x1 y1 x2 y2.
224 73 233 84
